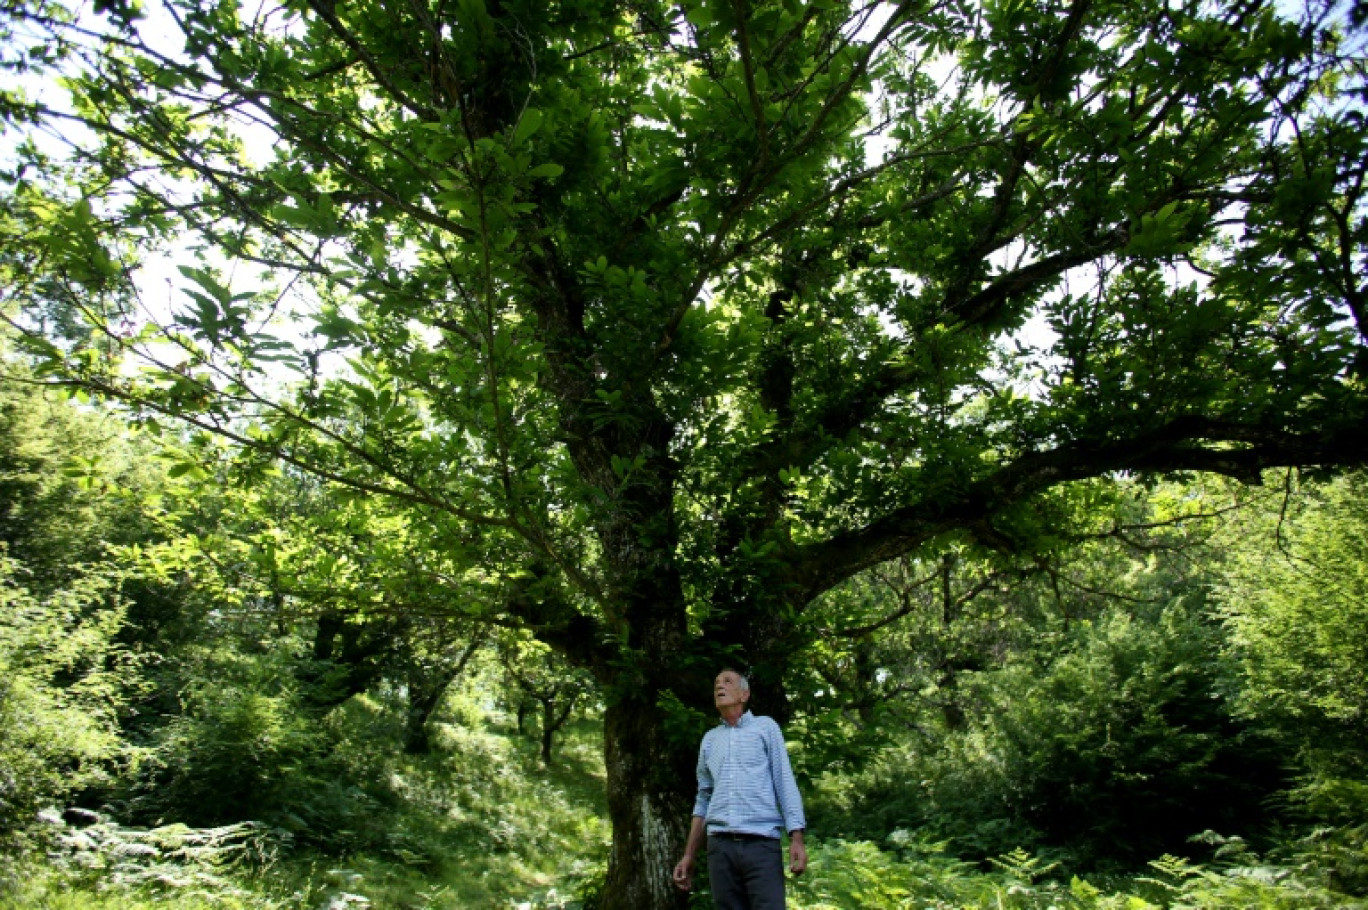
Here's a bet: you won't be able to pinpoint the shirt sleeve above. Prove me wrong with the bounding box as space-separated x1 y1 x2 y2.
765 719 806 834
691 732 714 819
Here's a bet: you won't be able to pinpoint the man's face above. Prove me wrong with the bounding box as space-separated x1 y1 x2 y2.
714 671 750 710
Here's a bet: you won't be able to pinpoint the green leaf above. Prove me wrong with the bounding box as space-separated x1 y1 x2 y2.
527 162 563 179
177 266 232 305
511 108 544 147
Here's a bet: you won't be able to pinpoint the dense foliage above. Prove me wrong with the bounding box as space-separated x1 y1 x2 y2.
0 376 1365 908
2 0 1366 904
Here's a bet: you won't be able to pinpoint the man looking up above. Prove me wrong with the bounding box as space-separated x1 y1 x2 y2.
672 669 807 909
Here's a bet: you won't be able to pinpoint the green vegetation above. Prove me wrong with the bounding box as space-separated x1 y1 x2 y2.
2 0 1366 905
4 701 613 910
1 375 1366 907
0 555 135 837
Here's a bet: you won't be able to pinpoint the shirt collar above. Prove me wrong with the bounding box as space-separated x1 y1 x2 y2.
720 710 755 728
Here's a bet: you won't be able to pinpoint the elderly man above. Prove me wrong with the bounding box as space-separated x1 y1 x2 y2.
672 669 807 909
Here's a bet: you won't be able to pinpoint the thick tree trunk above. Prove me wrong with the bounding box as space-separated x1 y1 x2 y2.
599 696 696 910
402 671 450 754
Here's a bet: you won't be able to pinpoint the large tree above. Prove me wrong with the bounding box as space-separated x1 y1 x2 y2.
2 0 1366 904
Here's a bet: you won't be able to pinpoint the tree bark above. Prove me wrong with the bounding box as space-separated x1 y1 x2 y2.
540 693 576 765
299 611 400 709
540 701 556 766
402 633 484 754
599 695 695 910
403 697 436 754
402 672 452 754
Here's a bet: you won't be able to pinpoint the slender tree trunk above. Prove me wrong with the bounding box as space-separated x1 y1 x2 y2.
403 697 436 754
600 695 695 910
403 635 484 753
540 703 556 765
539 694 576 765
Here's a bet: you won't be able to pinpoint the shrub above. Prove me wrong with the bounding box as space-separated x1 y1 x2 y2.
125 650 393 853
0 811 287 910
785 837 1368 910
0 556 138 838
845 601 1285 868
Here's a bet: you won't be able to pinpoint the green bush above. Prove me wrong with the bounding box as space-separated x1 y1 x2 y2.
143 686 323 823
125 650 393 853
1275 776 1368 897
0 556 137 838
810 600 1284 869
0 815 288 910
946 604 1282 866
1215 474 1368 896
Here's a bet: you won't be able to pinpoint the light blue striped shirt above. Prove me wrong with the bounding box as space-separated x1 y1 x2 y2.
692 711 806 839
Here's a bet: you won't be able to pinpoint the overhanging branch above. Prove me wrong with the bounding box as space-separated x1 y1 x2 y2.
791 415 1368 602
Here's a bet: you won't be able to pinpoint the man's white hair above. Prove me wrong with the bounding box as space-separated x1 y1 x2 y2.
721 668 750 694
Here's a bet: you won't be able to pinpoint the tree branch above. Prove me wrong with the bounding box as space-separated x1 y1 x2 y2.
791 415 1368 602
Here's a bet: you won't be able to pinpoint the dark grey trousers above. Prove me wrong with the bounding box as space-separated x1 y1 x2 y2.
707 836 785 910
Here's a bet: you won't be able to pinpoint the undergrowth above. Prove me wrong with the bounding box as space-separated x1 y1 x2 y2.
6 708 1364 910
783 834 1367 910
2 709 609 910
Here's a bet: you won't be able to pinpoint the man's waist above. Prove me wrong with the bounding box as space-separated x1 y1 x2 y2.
708 829 778 842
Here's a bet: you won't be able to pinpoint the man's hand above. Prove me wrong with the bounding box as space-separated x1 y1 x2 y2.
674 817 706 891
789 829 808 875
672 854 696 891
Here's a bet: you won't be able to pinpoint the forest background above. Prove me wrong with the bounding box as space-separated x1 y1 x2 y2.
4 353 1368 909
1 0 1367 906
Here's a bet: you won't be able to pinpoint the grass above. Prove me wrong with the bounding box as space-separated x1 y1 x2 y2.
3 709 610 910
287 712 612 909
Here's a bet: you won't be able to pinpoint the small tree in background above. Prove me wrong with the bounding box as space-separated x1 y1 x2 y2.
0 557 138 839
1220 473 1368 767
1219 472 1368 893
799 479 1287 867
501 636 596 765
